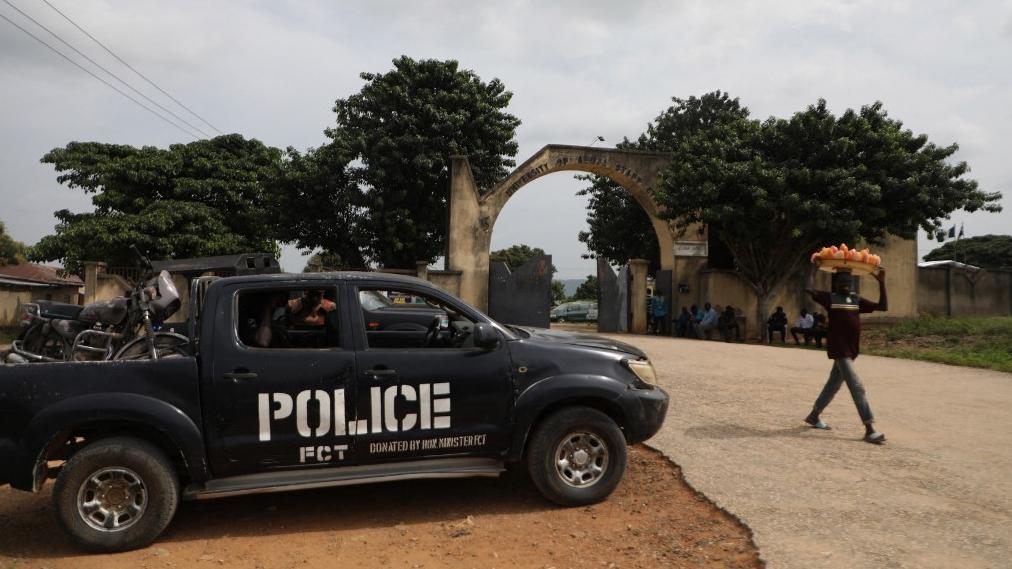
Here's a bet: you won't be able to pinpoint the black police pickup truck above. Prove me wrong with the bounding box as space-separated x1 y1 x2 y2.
0 272 668 552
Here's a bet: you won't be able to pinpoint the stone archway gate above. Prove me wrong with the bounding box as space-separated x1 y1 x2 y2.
448 145 674 333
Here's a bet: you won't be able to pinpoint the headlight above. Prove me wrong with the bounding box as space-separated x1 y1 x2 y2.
623 359 658 389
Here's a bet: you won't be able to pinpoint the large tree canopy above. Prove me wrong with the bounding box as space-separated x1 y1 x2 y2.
571 275 599 301
31 135 282 273
578 92 750 271
490 244 552 271
0 220 28 266
655 98 1003 337
273 143 367 270
577 175 660 272
925 235 1012 270
325 56 521 267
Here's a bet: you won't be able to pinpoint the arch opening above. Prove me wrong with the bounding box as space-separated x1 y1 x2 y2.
449 145 677 333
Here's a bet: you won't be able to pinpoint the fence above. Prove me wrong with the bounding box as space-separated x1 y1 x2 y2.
918 265 1012 317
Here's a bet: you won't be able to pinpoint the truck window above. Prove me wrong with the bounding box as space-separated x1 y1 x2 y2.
236 287 340 349
358 287 479 349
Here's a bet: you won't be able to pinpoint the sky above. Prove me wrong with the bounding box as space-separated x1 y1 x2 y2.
1 0 1010 279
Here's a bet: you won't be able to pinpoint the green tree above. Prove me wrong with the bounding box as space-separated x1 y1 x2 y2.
551 280 567 305
655 99 1002 339
577 175 660 272
0 220 28 266
302 251 352 272
572 275 598 300
275 143 368 270
578 92 750 272
924 235 1012 269
327 56 521 267
31 135 283 274
490 244 555 272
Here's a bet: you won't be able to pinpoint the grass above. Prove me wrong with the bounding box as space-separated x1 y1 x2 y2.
862 316 1012 373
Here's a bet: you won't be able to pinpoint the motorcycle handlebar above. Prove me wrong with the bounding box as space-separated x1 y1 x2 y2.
129 244 153 271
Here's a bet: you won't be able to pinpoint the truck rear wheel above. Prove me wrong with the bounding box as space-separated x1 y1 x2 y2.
526 407 627 506
53 437 179 552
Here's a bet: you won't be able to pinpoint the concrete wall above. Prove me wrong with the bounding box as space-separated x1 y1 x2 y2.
0 286 82 328
670 235 919 338
918 266 1012 317
427 270 463 297
93 273 132 303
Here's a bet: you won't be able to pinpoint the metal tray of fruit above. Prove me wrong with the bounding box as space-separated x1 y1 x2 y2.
815 258 880 275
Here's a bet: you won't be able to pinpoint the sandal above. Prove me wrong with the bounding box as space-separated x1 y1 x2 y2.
864 432 886 444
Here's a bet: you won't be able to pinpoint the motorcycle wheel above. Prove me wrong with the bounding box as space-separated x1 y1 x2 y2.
22 326 71 361
112 334 189 361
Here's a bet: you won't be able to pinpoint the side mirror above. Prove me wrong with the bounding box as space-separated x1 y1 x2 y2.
472 322 500 350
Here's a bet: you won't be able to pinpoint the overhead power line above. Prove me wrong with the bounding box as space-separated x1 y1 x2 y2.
0 11 200 139
39 0 222 135
2 0 211 138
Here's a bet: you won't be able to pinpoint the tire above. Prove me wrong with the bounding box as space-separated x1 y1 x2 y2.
526 407 627 506
53 437 179 552
22 325 70 361
113 333 190 360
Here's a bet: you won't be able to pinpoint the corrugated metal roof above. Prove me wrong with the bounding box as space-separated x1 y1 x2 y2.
0 263 83 285
0 277 54 288
918 260 982 271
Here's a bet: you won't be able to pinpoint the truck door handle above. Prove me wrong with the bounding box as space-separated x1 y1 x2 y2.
223 372 258 381
364 368 397 378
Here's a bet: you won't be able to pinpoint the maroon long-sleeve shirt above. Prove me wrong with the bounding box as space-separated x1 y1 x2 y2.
811 278 887 360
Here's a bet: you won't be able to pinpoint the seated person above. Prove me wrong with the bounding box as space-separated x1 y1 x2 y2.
809 313 828 348
287 289 336 326
767 306 788 344
674 307 692 338
719 305 742 342
790 308 815 345
251 290 337 348
697 302 719 339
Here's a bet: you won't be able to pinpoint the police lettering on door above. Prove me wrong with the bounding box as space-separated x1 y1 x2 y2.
257 382 453 463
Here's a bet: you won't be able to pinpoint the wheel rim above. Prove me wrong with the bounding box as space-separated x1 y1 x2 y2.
76 467 148 532
554 431 609 488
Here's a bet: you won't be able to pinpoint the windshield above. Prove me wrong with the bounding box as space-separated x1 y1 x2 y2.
505 323 531 338
358 290 393 311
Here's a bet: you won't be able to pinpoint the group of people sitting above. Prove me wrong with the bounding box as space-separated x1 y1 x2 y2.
672 302 745 342
766 306 828 347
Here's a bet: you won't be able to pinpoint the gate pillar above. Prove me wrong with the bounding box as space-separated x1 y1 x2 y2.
629 259 649 334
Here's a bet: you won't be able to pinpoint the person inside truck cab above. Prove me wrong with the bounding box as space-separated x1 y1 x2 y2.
244 289 337 349
286 289 335 327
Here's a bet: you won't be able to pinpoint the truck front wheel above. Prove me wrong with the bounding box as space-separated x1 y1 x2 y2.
53 437 179 552
526 407 627 506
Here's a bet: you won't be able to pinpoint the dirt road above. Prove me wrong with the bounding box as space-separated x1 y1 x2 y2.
0 446 760 569
626 334 1012 569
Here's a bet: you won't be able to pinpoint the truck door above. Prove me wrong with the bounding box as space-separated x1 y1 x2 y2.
348 283 514 463
206 282 357 477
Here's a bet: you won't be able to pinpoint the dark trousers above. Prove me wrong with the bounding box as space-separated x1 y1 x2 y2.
768 324 786 343
790 326 809 344
813 358 874 424
651 315 668 335
720 321 741 342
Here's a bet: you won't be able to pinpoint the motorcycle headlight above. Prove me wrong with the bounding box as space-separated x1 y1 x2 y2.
622 358 658 389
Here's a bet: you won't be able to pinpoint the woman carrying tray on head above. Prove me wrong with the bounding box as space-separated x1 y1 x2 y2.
804 248 888 444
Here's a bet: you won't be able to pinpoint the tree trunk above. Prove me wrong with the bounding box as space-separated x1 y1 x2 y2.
757 293 770 342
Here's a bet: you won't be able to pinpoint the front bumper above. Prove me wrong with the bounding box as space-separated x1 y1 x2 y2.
618 386 669 444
